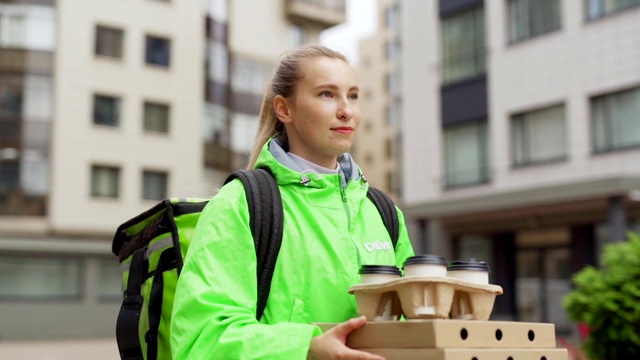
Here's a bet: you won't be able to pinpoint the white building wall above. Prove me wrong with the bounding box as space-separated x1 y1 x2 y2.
489 0 640 192
402 1 640 207
401 0 442 206
50 0 205 234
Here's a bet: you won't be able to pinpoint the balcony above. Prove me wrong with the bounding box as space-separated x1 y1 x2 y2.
285 0 347 29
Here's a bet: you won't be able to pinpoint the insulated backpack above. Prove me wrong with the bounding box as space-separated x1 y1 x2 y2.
112 168 400 360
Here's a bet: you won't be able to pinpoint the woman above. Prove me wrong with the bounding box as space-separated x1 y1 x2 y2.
171 45 415 359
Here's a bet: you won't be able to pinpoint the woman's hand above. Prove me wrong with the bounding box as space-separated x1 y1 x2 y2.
307 316 385 360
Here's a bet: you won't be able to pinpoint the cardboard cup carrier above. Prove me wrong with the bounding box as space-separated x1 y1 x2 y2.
350 257 501 321
316 256 569 359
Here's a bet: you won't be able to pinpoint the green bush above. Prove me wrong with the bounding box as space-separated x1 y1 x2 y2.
563 232 640 360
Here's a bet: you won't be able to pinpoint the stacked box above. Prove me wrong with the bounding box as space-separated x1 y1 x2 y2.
316 320 568 360
313 277 568 359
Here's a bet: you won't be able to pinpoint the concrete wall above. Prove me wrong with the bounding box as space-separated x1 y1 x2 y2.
401 1 640 207
50 0 205 235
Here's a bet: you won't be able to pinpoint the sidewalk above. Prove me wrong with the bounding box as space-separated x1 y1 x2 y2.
0 338 117 360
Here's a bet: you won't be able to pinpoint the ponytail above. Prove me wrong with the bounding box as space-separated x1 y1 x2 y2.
246 80 283 169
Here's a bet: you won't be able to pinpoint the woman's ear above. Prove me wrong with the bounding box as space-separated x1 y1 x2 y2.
274 95 293 124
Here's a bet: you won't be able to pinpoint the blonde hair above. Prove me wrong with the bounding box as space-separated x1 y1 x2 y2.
246 45 349 170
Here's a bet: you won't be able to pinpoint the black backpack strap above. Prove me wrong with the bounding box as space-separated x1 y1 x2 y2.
224 168 283 321
366 187 400 249
116 248 147 360
145 248 178 360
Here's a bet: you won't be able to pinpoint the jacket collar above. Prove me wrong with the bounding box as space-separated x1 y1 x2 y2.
255 136 365 189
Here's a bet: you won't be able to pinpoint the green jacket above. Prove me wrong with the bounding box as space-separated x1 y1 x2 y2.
171 138 415 359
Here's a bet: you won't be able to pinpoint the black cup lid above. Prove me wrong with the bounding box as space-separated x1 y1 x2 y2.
448 259 490 272
359 265 402 275
403 254 448 268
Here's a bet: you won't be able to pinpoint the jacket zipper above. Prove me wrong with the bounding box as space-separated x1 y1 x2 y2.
340 180 361 268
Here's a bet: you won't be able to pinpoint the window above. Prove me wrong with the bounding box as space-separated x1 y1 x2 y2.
0 86 23 117
0 120 20 147
97 258 122 301
386 105 395 128
444 121 489 188
23 120 50 152
385 5 399 31
386 71 401 96
586 0 640 19
512 105 567 166
207 41 228 83
145 35 171 67
0 159 20 194
142 170 168 200
24 76 53 120
95 25 124 58
441 6 485 84
143 102 169 133
5 14 26 48
508 0 561 42
231 57 273 93
386 40 396 62
21 148 49 196
91 165 120 198
0 6 55 51
386 102 400 128
93 94 120 127
592 86 640 152
0 256 82 300
203 103 228 143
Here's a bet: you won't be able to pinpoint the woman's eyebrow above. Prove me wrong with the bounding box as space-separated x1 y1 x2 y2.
314 84 360 92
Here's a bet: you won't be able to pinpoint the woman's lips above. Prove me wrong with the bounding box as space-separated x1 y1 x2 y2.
332 127 353 134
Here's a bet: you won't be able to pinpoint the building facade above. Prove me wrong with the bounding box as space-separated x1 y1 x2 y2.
0 0 204 341
401 0 640 337
353 0 402 201
203 0 346 189
0 0 345 342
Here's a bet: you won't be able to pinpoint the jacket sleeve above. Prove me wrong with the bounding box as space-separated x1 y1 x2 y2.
170 180 321 359
394 207 416 269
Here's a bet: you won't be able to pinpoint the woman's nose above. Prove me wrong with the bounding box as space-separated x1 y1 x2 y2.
337 98 353 121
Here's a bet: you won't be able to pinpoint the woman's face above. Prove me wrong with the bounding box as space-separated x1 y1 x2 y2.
278 56 361 169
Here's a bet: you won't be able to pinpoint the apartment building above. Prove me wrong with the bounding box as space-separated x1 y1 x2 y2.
353 0 402 201
0 0 204 341
401 0 640 336
0 0 345 342
203 0 346 188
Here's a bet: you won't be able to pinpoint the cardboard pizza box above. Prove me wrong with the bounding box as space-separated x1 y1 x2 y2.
362 348 568 360
315 320 557 349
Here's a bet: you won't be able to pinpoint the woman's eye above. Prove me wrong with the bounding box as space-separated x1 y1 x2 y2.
349 93 359 100
320 91 332 97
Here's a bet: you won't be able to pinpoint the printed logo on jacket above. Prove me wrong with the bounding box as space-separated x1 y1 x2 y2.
364 240 392 252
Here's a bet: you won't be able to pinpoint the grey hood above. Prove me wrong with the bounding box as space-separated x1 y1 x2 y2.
268 136 362 187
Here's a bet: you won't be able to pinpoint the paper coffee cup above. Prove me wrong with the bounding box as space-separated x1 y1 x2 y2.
359 265 402 284
403 254 448 277
447 259 490 284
